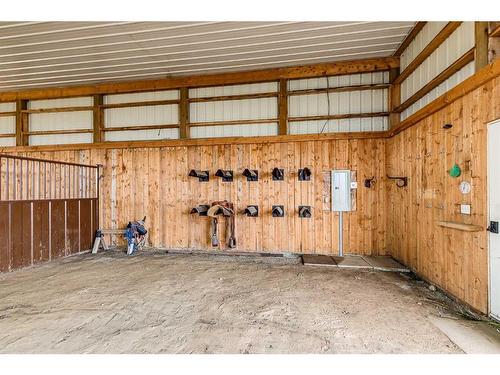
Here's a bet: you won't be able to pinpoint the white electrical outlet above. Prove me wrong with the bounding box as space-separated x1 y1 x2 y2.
460 204 471 215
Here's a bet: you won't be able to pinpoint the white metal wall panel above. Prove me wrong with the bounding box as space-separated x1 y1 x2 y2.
30 111 93 132
289 117 388 135
0 102 16 112
401 61 475 120
104 104 178 127
401 22 475 104
400 22 447 70
105 128 179 141
288 89 388 117
288 71 389 91
0 116 15 134
104 90 179 104
0 137 16 146
190 97 278 123
189 82 278 98
29 133 93 146
28 96 92 109
191 123 277 138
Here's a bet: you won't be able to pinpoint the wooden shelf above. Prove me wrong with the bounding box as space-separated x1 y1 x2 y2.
437 221 483 232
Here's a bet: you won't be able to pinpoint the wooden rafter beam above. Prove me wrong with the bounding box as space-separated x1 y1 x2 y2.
21 106 93 114
189 92 277 103
104 124 179 132
100 99 179 109
93 94 103 143
288 83 389 96
475 22 489 71
189 118 278 127
278 79 288 135
288 112 388 122
394 22 462 84
0 131 388 154
388 67 401 129
490 23 500 38
179 87 189 139
0 56 399 102
15 99 28 146
395 48 475 113
393 22 427 57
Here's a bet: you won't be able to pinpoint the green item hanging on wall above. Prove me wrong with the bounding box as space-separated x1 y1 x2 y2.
449 163 461 178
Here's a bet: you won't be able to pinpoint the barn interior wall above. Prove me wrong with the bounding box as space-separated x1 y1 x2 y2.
386 75 500 314
13 136 387 256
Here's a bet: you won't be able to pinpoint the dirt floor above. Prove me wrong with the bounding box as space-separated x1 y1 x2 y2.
0 250 499 354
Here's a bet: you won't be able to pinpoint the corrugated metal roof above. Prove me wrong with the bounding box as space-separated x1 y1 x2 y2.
0 21 415 91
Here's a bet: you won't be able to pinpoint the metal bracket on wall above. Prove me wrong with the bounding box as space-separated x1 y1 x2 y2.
387 175 408 188
215 169 233 182
272 168 284 181
242 169 258 181
298 167 311 181
190 205 210 216
189 169 209 182
272 205 284 217
364 176 375 188
243 205 259 217
298 206 312 218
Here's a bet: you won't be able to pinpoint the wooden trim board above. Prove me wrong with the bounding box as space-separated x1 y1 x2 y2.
0 57 399 102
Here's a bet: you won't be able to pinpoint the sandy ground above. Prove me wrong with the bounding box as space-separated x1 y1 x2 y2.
0 250 492 354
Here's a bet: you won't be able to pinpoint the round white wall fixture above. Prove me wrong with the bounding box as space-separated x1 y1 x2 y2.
459 181 471 194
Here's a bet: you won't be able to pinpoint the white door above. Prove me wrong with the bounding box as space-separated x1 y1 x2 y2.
488 120 500 321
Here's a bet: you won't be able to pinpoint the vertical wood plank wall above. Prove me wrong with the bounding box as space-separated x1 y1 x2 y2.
16 138 387 256
386 76 500 313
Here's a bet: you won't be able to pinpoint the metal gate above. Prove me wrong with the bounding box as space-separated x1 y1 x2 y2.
0 154 99 272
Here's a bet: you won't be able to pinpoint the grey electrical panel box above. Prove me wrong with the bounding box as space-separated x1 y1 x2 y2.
331 170 352 212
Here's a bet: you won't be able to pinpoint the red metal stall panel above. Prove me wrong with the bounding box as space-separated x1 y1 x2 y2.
0 202 10 272
10 201 32 270
66 199 79 254
33 200 50 263
50 200 66 259
79 199 93 252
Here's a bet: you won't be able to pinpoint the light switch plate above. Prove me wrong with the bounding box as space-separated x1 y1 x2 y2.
350 181 358 189
460 204 471 215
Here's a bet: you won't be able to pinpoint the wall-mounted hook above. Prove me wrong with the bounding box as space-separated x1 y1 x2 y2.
243 169 258 181
272 168 284 181
243 205 259 217
387 175 408 188
190 205 210 216
364 176 376 188
298 167 311 181
189 169 209 182
298 206 312 218
272 205 284 217
215 169 233 182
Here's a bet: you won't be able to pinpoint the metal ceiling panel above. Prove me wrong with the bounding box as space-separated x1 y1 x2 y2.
0 21 416 91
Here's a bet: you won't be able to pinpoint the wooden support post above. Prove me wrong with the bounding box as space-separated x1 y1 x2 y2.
179 87 189 139
93 94 103 143
278 79 288 135
475 21 489 72
15 99 28 146
389 67 401 129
